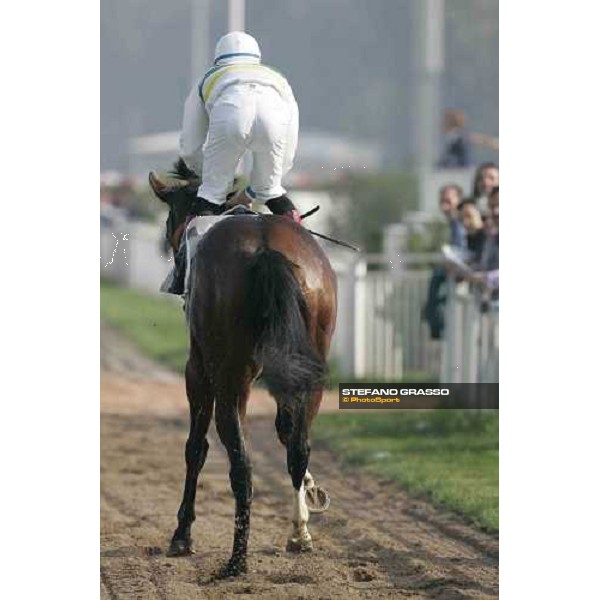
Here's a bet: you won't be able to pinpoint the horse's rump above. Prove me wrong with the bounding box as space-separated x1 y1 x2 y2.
188 216 333 396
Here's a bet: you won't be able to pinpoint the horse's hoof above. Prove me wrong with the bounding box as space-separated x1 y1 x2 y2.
218 558 247 578
306 485 331 514
167 538 194 557
286 536 313 553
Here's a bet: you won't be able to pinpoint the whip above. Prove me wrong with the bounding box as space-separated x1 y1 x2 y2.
299 205 360 252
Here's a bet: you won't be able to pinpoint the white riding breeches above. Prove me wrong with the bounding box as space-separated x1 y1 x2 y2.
197 83 298 205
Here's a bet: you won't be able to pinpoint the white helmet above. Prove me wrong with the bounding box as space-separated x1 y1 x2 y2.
214 31 261 64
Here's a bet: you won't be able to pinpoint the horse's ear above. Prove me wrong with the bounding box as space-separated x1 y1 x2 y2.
149 171 171 204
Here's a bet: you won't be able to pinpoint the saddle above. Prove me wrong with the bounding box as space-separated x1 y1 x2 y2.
159 207 259 299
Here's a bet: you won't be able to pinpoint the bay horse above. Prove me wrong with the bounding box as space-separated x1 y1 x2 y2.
149 174 337 577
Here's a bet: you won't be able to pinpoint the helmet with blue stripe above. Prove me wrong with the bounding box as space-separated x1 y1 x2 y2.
214 32 261 65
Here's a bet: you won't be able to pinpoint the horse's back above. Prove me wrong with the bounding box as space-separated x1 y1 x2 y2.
189 215 336 340
196 215 335 290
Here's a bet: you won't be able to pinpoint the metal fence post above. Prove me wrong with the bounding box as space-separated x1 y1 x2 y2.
353 258 368 378
464 293 480 383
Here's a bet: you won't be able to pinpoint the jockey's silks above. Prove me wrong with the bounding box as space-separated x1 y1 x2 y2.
199 62 294 111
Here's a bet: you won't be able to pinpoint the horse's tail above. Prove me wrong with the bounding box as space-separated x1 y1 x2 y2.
245 247 326 398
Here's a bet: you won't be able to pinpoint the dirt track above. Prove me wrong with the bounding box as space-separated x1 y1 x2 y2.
101 324 499 599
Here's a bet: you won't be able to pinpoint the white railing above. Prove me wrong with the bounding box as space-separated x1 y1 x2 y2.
440 279 499 383
331 257 498 383
330 255 442 380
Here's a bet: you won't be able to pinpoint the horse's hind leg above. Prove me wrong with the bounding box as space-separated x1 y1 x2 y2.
168 352 214 556
303 386 331 513
214 379 253 577
276 403 315 493
275 388 331 550
275 398 313 552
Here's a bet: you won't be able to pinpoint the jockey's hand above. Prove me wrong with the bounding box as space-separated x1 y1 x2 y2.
283 209 302 225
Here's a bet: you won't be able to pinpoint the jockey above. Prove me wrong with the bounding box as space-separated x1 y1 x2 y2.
165 31 301 295
180 31 301 222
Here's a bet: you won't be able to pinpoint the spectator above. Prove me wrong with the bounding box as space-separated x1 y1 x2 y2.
459 199 487 265
438 109 472 168
469 186 499 298
487 185 499 233
422 183 466 339
472 162 499 209
439 184 466 248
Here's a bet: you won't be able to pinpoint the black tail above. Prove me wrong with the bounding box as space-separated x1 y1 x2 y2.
245 247 326 398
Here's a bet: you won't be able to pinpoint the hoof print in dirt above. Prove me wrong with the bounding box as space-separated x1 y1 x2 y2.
167 539 195 556
286 537 314 553
353 567 376 582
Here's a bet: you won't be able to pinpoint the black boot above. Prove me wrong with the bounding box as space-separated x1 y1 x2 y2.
190 196 227 216
265 195 301 224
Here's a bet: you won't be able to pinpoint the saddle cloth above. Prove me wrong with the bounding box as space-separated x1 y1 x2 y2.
160 205 258 296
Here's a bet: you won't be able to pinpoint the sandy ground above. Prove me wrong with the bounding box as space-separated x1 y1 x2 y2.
101 324 499 599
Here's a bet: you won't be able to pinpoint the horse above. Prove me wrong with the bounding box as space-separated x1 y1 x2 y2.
149 172 337 577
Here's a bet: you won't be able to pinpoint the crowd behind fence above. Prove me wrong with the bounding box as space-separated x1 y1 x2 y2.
330 255 498 384
421 162 499 382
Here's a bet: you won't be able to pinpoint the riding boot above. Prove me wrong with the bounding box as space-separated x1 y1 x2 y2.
265 195 302 224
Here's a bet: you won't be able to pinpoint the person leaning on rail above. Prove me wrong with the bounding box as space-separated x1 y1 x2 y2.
422 183 468 340
471 162 499 212
458 198 487 266
466 186 499 306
